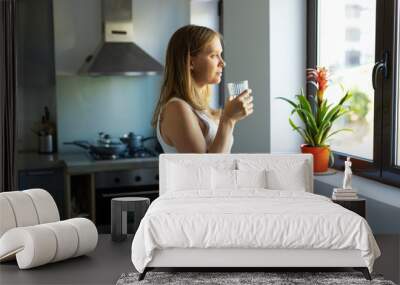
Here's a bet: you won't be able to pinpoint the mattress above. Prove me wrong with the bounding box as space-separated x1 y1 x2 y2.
131 190 380 273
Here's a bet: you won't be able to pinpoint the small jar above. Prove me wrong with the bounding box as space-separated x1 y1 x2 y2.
39 134 53 154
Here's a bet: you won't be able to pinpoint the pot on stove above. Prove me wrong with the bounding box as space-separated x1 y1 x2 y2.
120 132 156 151
64 139 127 158
97 132 122 146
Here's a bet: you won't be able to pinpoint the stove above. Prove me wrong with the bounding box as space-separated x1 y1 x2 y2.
95 163 159 233
89 147 157 161
86 131 160 160
66 132 161 233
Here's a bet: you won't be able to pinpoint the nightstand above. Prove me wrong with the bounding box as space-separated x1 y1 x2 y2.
332 198 366 218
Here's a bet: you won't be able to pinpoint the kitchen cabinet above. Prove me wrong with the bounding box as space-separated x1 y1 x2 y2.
53 0 101 75
16 153 159 229
62 153 158 228
18 167 65 219
17 0 55 87
16 0 57 152
65 173 96 222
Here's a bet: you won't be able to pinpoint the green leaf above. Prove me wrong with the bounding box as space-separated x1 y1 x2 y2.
319 124 333 146
292 107 308 126
304 128 316 146
315 121 331 145
298 91 313 115
316 100 328 127
289 118 311 144
338 91 352 106
322 104 342 125
296 108 318 135
277 88 353 147
276 97 297 109
326 128 353 140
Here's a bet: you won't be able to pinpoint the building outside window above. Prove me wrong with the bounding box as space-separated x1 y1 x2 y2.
345 4 362 18
345 27 361 42
345 50 361 66
308 0 399 187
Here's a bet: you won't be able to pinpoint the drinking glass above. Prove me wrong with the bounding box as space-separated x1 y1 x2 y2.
226 80 249 98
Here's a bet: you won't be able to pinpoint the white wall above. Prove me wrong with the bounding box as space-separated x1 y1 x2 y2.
190 0 220 109
132 0 190 65
53 0 101 75
190 0 219 29
223 0 306 153
269 0 306 153
223 0 270 153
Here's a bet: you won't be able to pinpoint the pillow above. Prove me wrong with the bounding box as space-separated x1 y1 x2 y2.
236 169 267 188
211 169 268 190
237 158 309 191
167 162 212 191
211 168 236 190
266 164 307 191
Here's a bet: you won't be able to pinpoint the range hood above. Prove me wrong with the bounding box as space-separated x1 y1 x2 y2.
79 0 163 76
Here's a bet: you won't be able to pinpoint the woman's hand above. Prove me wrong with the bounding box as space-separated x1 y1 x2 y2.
221 89 254 124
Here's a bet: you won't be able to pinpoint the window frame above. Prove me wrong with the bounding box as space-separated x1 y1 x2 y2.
307 0 400 188
381 0 400 185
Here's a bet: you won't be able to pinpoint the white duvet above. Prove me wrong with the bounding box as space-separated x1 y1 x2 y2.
131 190 380 273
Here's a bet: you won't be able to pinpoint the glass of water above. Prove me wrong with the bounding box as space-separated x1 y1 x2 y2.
226 80 249 98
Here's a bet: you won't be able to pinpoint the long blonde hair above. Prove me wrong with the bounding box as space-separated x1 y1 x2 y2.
151 25 222 128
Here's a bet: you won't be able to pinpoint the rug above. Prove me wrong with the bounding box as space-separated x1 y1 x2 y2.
116 271 396 285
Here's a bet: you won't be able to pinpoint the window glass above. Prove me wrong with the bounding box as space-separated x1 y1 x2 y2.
318 0 376 159
345 28 361 42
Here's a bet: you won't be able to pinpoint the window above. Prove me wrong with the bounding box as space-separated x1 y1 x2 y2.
345 50 361 66
314 0 375 159
345 4 362 18
345 28 361 42
308 0 398 187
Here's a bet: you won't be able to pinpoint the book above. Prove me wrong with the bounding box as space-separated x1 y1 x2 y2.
333 188 358 193
332 193 359 200
333 192 358 197
332 195 359 200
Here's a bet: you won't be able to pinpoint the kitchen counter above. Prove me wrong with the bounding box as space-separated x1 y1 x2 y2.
17 151 159 174
17 151 159 222
60 152 159 221
17 152 65 170
59 152 158 175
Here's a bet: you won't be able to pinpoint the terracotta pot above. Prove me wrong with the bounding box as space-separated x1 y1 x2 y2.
301 144 330 173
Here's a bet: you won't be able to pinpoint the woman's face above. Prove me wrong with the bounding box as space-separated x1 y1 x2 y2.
190 36 225 87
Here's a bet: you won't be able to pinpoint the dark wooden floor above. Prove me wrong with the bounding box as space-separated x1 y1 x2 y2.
0 234 398 285
0 235 134 285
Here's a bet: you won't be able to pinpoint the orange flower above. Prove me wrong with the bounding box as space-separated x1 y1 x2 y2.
317 67 328 92
307 67 329 107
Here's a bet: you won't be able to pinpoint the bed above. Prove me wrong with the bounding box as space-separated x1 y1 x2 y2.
131 154 380 280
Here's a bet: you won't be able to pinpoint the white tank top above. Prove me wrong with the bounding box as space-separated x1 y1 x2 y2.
156 97 233 153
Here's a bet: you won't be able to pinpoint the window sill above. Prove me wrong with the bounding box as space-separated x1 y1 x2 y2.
314 169 400 234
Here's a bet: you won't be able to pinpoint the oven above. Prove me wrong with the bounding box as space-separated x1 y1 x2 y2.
95 167 159 233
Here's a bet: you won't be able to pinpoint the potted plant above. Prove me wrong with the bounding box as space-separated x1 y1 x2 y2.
277 67 352 172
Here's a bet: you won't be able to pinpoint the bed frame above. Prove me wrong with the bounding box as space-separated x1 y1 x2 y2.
138 154 372 281
139 248 371 280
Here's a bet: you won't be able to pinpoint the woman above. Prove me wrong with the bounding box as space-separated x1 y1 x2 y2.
151 25 253 153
